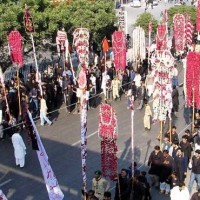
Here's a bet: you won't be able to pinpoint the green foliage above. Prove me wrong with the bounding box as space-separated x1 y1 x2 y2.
168 5 196 26
134 12 158 35
0 0 117 49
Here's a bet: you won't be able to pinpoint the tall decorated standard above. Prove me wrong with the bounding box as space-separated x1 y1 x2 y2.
112 31 127 70
98 103 118 181
73 28 89 198
132 26 146 62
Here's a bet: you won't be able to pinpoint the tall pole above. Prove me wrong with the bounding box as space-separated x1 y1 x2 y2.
17 66 21 116
192 87 195 133
130 96 135 177
30 33 42 95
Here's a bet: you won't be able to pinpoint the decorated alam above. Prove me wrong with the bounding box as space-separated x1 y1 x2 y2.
1 0 200 200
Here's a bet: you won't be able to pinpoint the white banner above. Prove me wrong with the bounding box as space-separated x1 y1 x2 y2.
28 112 64 200
0 190 8 200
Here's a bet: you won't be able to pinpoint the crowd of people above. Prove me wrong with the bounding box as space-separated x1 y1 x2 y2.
0 45 200 200
86 123 200 200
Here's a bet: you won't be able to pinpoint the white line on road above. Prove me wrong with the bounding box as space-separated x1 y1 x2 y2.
0 179 12 187
72 131 98 146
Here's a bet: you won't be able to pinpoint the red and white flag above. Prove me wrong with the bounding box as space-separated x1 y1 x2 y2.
185 15 194 45
28 112 64 200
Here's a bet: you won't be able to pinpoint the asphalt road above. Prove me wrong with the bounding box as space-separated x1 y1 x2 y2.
0 60 189 200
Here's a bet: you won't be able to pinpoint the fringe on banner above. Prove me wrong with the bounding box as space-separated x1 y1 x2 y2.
27 111 64 200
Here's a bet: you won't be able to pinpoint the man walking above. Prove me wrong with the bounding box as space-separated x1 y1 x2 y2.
11 127 26 168
188 149 200 193
39 95 52 126
92 170 110 200
143 101 152 130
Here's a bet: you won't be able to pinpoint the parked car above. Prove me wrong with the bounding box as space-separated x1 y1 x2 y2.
153 0 158 5
130 0 141 7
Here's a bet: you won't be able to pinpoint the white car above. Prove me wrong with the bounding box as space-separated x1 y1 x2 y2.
130 1 141 7
153 0 158 5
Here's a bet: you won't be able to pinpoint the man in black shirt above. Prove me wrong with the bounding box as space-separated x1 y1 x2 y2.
188 150 200 193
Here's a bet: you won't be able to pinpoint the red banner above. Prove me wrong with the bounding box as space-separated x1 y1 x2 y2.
156 25 167 50
186 52 200 108
112 31 126 70
173 14 185 52
8 30 23 66
196 0 200 31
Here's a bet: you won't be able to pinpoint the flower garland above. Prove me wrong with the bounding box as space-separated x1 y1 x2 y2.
99 103 118 181
151 50 174 121
101 138 118 181
99 104 117 139
132 27 146 61
186 52 200 108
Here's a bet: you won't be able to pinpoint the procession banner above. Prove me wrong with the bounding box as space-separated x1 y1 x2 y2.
156 25 167 50
173 14 186 52
185 15 194 45
186 52 200 108
132 27 146 61
151 50 174 121
73 28 89 89
24 4 34 32
56 29 69 59
8 30 24 66
196 0 200 32
112 31 126 70
99 104 118 180
28 111 64 200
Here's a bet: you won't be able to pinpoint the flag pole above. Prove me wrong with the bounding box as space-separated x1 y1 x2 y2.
0 68 10 118
17 65 22 116
130 96 135 178
148 21 152 71
30 33 43 95
192 87 195 133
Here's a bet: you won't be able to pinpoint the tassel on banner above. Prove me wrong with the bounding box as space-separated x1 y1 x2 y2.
27 111 64 200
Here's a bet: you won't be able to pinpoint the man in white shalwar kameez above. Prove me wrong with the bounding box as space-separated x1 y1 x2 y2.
170 183 190 200
11 131 26 168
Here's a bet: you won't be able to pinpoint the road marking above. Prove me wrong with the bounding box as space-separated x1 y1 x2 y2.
72 131 98 146
0 179 12 187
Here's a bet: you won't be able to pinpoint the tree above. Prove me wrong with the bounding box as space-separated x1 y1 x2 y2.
168 5 196 26
0 0 117 49
134 12 158 35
